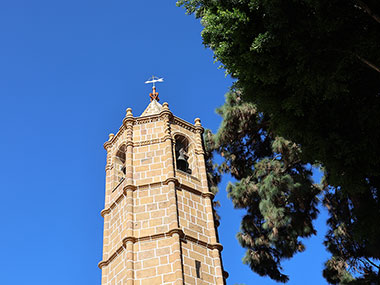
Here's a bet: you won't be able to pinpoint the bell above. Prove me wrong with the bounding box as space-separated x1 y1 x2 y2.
177 151 187 161
177 148 188 172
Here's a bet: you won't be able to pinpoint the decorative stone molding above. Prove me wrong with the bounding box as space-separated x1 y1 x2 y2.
98 229 185 269
114 126 126 145
104 115 201 151
101 178 215 218
167 228 185 239
201 192 215 200
163 177 179 186
103 141 112 150
108 137 167 151
100 192 126 217
185 235 223 251
111 178 125 193
98 228 223 269
123 184 137 192
101 183 160 217
100 208 111 217
172 117 197 133
176 169 200 182
160 108 174 148
159 102 173 119
133 138 164 147
136 181 162 191
194 117 204 133
176 182 202 196
135 116 162 125
122 117 135 128
178 184 215 200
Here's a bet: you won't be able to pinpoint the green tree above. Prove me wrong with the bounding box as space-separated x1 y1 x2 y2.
212 91 320 282
179 0 380 282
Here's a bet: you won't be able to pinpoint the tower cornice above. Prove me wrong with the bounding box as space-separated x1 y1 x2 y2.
104 110 201 151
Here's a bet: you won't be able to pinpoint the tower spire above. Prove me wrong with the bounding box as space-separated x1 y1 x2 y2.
144 75 164 101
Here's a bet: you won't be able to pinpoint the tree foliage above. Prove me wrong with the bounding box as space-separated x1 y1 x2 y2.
179 0 380 283
214 91 320 282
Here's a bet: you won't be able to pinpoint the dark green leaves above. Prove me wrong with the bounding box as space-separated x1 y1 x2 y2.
179 0 380 282
214 91 320 282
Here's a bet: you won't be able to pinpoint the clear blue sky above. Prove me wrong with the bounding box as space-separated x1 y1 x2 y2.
0 1 329 284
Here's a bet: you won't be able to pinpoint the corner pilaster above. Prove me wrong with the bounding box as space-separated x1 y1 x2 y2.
161 103 184 284
194 118 225 284
122 108 135 285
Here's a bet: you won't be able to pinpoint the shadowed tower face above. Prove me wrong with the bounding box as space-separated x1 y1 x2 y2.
99 90 227 284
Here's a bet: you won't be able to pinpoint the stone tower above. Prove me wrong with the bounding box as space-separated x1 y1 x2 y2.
98 87 227 284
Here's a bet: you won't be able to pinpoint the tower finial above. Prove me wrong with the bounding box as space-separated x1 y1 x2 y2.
145 75 164 101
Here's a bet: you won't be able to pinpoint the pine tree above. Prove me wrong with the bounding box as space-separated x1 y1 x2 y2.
212 91 320 282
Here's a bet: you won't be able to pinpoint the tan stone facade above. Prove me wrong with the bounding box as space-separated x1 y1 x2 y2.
99 101 227 284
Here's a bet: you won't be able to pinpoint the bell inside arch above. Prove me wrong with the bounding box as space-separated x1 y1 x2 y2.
115 145 127 182
176 147 189 172
175 136 191 174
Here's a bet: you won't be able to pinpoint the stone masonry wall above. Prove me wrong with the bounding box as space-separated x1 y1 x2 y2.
133 183 170 238
177 188 210 244
182 241 218 285
100 108 226 285
133 236 182 284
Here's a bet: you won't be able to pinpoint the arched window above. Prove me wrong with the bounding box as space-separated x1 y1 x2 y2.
115 145 126 182
175 135 192 174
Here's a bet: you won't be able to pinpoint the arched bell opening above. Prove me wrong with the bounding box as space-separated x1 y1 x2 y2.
114 144 127 182
174 134 192 174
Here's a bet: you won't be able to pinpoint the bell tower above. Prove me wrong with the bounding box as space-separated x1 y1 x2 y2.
98 86 227 284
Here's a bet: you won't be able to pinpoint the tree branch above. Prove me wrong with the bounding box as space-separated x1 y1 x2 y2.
356 54 380 74
355 0 380 24
364 257 380 269
271 154 281 161
318 48 380 74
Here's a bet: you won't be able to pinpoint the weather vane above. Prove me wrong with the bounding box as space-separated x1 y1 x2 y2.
145 75 164 101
